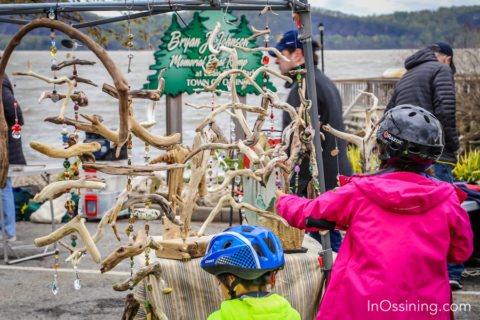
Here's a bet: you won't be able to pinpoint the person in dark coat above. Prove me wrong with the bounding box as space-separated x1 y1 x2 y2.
270 30 352 251
385 42 463 290
1 74 26 243
386 43 458 169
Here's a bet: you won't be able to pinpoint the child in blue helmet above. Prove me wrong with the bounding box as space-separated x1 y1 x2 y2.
201 225 300 320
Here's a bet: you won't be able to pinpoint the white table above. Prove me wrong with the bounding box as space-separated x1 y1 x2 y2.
1 165 64 264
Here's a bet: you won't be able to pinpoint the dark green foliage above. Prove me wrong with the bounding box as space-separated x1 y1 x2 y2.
1 6 479 50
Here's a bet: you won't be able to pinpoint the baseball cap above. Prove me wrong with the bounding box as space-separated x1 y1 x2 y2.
268 29 319 57
430 42 456 74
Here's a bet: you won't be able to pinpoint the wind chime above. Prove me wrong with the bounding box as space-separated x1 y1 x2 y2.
43 8 81 294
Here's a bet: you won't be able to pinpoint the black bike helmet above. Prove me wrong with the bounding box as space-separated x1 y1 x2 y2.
377 105 444 164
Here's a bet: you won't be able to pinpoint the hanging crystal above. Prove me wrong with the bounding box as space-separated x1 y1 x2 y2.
52 248 59 295
11 124 21 139
144 143 150 164
48 9 56 20
11 99 21 139
73 265 82 290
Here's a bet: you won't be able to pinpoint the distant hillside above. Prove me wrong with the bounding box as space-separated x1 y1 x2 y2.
0 5 479 50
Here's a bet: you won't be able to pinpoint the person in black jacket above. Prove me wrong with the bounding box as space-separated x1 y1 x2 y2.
386 43 458 173
270 29 352 251
1 74 26 243
385 42 463 290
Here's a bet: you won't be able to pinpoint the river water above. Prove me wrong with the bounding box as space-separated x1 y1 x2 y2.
3 49 416 164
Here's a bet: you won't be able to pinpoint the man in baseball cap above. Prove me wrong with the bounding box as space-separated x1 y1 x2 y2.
430 42 456 74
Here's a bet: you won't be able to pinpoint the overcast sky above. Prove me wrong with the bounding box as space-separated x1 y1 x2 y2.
310 0 479 16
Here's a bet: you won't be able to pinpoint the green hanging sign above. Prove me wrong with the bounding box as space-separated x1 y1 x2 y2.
143 11 276 96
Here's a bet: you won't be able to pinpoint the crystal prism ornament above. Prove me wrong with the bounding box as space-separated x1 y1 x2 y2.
73 265 82 290
74 279 82 290
12 130 21 139
52 279 59 295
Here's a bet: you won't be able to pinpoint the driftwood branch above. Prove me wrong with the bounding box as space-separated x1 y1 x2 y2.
209 169 263 193
69 75 98 87
30 141 101 158
197 194 288 235
195 102 268 132
52 58 96 71
33 178 106 202
185 142 238 162
121 293 140 320
38 91 89 106
82 162 185 176
113 261 162 291
34 214 101 264
101 229 150 273
103 83 163 101
121 193 183 226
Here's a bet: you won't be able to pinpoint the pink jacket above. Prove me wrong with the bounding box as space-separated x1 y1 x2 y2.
276 172 473 320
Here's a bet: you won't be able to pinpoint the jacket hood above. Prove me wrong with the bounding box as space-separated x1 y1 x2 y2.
351 172 459 214
404 48 438 70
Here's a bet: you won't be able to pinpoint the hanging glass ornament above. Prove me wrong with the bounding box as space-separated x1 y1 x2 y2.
11 123 21 139
52 248 59 295
230 120 236 142
11 99 21 139
275 170 282 189
73 104 79 121
144 143 150 164
48 9 56 20
73 265 82 290
294 162 301 194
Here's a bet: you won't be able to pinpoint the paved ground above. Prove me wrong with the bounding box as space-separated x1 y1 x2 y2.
1 219 479 319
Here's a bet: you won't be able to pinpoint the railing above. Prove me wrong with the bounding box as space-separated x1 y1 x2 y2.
334 77 399 108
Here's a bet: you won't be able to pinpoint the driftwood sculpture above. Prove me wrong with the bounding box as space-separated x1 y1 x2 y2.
0 18 131 188
323 91 380 173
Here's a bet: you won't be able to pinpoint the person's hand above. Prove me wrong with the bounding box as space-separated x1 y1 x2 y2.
275 190 286 199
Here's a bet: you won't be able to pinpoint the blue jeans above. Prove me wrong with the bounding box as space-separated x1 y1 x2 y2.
1 177 16 237
433 163 454 183
433 163 464 280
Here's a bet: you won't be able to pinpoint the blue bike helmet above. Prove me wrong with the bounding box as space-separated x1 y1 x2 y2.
201 225 285 280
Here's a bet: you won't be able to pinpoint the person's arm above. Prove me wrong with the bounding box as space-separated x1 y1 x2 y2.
432 66 459 153
447 208 473 264
275 184 356 230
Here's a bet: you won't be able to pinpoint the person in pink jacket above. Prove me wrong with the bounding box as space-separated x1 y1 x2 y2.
276 105 473 320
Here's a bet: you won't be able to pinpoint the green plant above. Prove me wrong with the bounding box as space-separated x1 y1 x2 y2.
347 144 379 173
453 149 480 183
